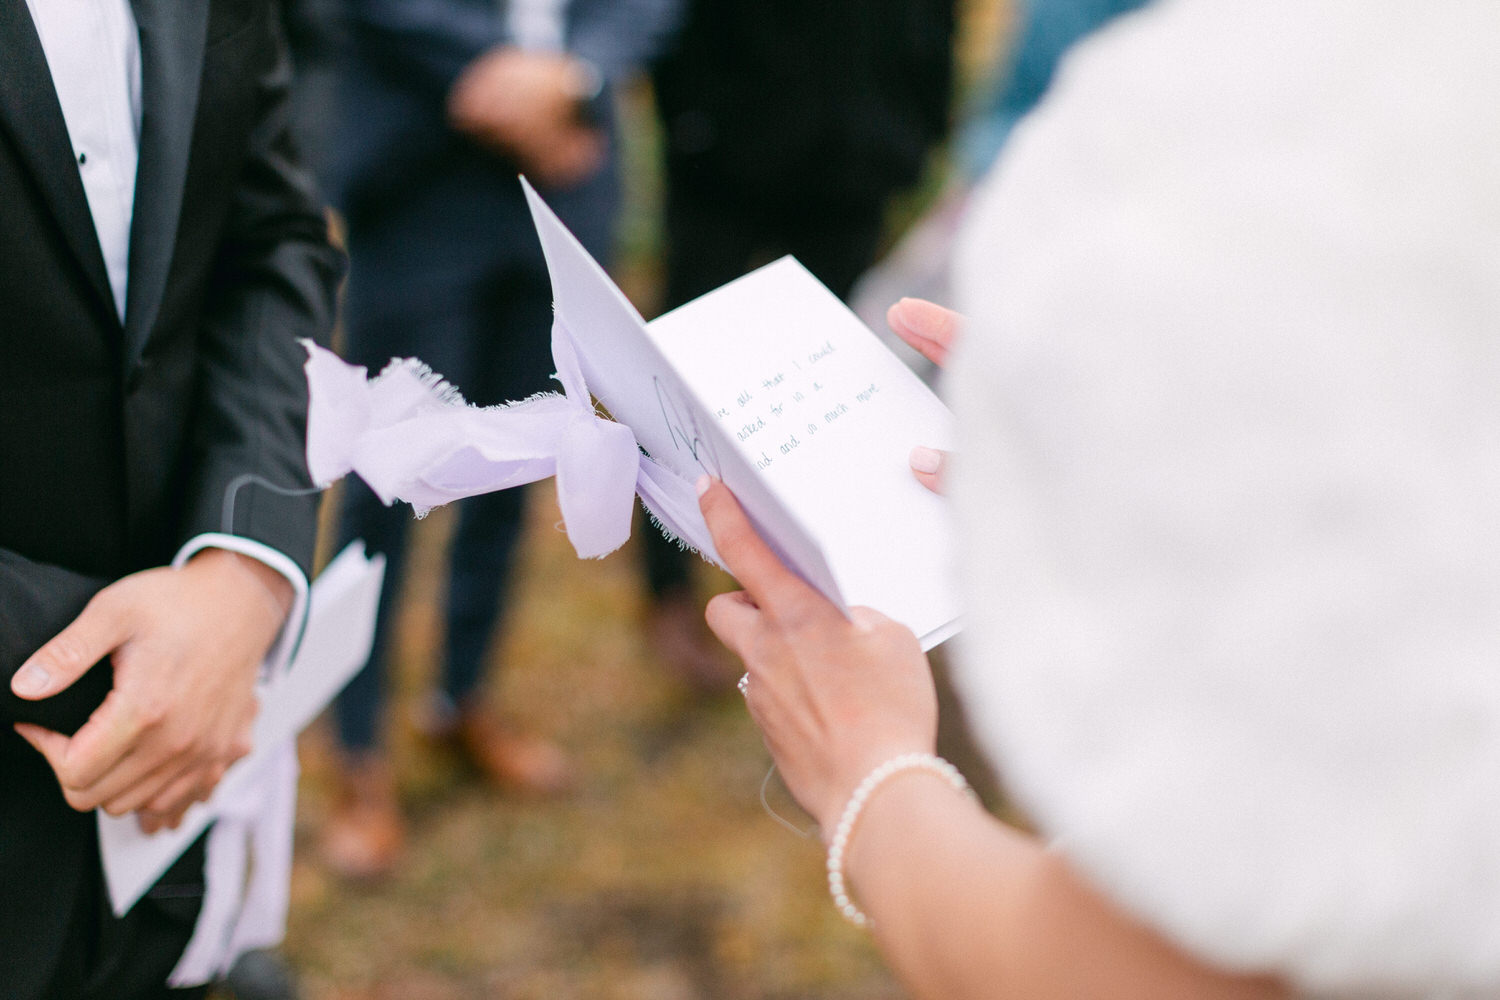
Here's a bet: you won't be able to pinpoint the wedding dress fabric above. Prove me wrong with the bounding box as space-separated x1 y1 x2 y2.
946 1 1500 995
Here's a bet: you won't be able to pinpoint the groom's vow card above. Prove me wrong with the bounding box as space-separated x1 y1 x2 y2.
524 180 959 649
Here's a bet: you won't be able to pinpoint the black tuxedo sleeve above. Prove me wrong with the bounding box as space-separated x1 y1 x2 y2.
0 552 113 732
0 12 341 736
179 13 344 578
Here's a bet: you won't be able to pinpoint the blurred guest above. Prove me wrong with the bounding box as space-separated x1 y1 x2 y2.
318 0 678 879
0 1 340 997
853 0 1148 366
956 0 1149 178
641 0 956 687
698 0 1500 996
280 0 346 182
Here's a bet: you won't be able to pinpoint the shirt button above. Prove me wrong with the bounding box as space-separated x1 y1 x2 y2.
78 151 87 165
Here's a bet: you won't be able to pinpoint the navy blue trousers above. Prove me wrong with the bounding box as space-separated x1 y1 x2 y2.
332 264 558 751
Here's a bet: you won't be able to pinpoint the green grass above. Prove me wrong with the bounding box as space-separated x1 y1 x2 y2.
284 496 909 999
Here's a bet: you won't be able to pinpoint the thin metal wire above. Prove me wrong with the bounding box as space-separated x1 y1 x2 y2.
221 473 324 535
760 763 816 839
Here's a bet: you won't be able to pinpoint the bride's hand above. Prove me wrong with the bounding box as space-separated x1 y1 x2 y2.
887 298 961 494
696 477 937 835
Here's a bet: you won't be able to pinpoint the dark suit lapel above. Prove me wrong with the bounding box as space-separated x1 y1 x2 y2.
0 0 116 319
123 0 208 369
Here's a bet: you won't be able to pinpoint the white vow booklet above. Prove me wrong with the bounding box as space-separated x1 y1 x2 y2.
524 180 960 648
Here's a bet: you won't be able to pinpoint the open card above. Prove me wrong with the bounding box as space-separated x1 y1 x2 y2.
523 180 960 649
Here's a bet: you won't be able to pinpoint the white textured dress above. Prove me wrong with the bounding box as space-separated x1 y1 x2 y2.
945 1 1500 996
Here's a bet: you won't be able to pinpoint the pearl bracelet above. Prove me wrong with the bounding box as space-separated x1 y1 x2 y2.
826 752 978 928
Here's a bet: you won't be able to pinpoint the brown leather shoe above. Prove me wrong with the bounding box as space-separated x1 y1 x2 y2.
646 591 740 696
320 753 404 881
452 701 576 797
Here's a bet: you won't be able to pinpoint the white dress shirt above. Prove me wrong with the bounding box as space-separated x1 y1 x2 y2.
23 0 140 325
508 0 568 51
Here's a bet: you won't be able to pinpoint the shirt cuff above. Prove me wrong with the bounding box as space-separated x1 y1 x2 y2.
171 533 311 677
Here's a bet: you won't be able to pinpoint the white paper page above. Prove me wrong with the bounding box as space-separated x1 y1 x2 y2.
521 179 845 607
649 259 960 647
100 542 386 915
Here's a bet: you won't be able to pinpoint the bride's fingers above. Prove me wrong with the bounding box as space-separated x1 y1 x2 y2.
698 477 833 618
704 590 762 660
886 298 960 366
909 446 947 495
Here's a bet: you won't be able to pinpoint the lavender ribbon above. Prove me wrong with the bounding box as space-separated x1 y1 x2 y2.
303 320 718 563
167 744 298 986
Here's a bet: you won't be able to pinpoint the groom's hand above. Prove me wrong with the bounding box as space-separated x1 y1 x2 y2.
11 549 290 833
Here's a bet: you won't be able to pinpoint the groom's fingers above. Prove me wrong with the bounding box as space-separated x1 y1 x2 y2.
138 764 222 833
14 724 97 814
13 723 67 773
47 688 159 797
12 720 140 814
11 592 130 700
140 794 198 835
96 752 197 818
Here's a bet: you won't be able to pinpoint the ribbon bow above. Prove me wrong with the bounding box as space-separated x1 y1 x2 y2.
303 319 717 562
167 743 298 985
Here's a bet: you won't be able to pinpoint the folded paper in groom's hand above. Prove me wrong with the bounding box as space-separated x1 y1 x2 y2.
98 541 386 985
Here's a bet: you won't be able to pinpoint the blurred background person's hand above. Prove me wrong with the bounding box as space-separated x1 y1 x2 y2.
447 47 606 189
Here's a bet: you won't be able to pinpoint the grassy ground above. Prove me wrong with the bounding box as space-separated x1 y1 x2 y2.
284 497 917 1000
275 3 1012 995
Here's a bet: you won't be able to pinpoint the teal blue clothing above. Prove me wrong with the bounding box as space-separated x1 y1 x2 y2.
958 0 1150 177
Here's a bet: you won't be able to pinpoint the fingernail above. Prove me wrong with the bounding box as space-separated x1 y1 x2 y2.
887 300 913 330
909 446 943 475
695 474 711 498
12 662 50 697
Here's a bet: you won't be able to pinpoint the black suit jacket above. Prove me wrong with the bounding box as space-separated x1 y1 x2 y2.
0 1 341 996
